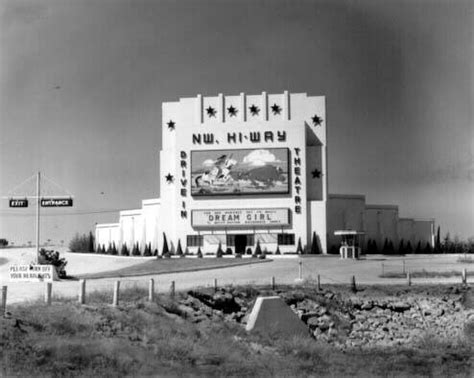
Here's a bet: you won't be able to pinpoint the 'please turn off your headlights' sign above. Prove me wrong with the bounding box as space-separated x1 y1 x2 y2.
40 198 73 207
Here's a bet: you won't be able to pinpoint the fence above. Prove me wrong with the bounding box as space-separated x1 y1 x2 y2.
1 262 470 316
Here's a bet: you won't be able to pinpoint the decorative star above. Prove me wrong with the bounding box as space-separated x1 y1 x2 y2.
311 169 322 179
206 106 216 117
167 120 175 130
271 103 282 115
165 173 174 183
249 104 260 116
227 105 237 117
311 114 323 126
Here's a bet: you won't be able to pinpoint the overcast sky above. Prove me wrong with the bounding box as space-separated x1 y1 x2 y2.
1 0 472 245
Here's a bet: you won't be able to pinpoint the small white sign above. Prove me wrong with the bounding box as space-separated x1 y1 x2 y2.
9 264 54 282
192 208 290 227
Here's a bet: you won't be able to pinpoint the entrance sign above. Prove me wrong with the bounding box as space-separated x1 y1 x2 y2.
9 264 54 282
41 198 73 207
9 199 28 208
192 208 290 227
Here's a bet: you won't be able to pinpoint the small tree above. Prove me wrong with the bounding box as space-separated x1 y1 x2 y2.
382 238 389 254
255 240 262 255
398 239 405 254
423 241 433 254
111 242 118 255
311 232 321 254
106 243 113 255
132 242 141 256
197 246 203 258
153 248 159 257
435 226 442 253
176 239 183 256
162 233 169 255
216 242 224 257
0 238 8 248
296 237 304 254
184 246 190 255
388 240 395 254
405 241 413 254
38 248 67 278
144 242 152 256
275 245 281 255
415 241 422 254
88 231 95 253
121 243 129 256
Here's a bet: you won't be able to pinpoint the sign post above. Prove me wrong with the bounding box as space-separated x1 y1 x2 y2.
3 171 74 264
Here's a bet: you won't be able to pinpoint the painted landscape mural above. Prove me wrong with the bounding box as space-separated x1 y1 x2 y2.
191 148 289 196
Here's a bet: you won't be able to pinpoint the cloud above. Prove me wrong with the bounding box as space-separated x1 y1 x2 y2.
202 159 214 167
243 149 280 167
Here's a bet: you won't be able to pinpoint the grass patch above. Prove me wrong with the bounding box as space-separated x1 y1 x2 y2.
75 256 270 279
1 285 473 377
380 269 474 279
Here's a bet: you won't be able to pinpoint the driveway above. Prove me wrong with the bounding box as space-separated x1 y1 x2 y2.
1 248 472 305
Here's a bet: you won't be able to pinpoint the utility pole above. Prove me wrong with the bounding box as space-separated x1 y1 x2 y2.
36 171 41 263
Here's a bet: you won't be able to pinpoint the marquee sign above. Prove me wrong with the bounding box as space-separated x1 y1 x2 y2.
9 199 28 208
192 208 290 228
41 198 73 207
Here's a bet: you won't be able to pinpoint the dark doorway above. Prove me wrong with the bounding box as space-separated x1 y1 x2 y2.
235 234 247 254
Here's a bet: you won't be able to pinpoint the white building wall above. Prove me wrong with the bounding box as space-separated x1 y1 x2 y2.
327 194 366 252
365 205 399 249
95 223 120 249
413 219 435 247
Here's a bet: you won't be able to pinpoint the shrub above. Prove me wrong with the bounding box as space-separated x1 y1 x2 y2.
162 233 169 255
258 254 266 260
255 240 262 255
415 241 422 254
275 245 281 255
311 232 321 254
121 244 129 256
38 248 67 278
405 241 413 254
225 247 233 255
184 247 190 255
197 247 203 258
87 231 95 253
0 238 9 248
246 247 253 255
216 242 224 258
176 239 183 256
423 241 433 254
163 252 171 259
296 237 304 254
106 243 113 255
111 242 118 255
132 242 141 256
69 233 90 252
398 239 405 254
143 243 152 256
234 253 242 258
153 248 158 257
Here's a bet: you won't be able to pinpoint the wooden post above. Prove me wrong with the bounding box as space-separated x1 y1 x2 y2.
148 278 155 302
271 276 275 290
113 281 120 307
1 286 7 316
78 279 86 304
213 278 218 292
462 269 467 285
170 281 175 298
407 271 411 286
351 275 357 293
317 274 321 291
45 282 52 305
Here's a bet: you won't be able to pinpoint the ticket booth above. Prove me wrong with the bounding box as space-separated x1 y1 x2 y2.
334 230 365 259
